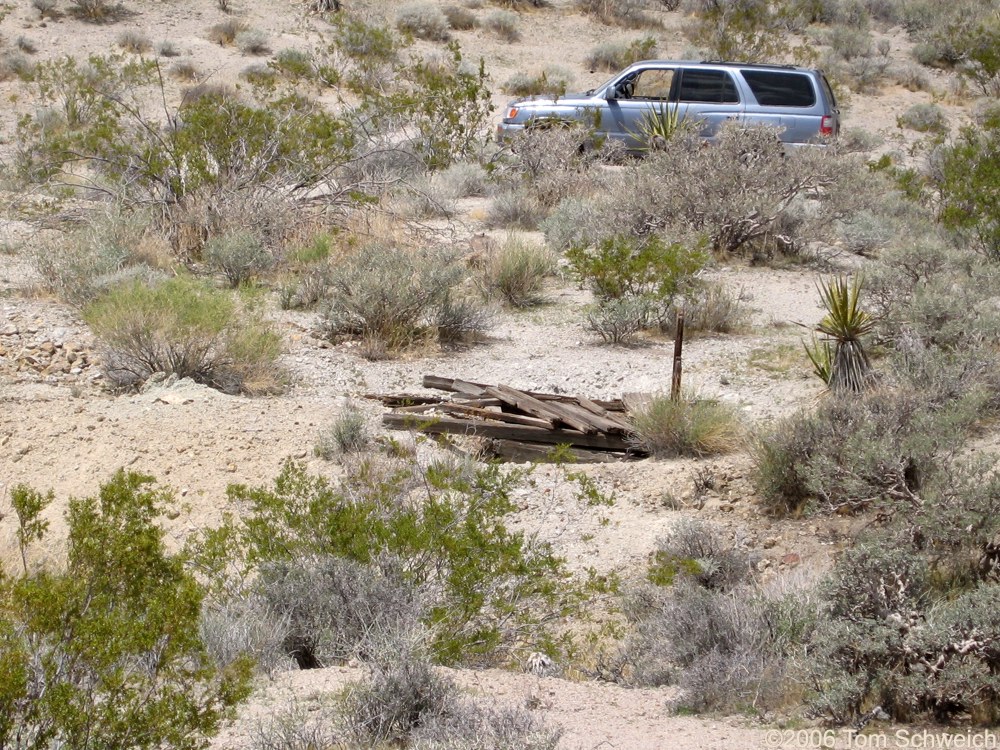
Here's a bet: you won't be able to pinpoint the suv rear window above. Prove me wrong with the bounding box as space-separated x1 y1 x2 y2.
741 70 816 107
678 69 739 104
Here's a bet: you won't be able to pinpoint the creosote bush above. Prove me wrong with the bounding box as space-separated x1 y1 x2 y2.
84 276 286 395
191 456 575 666
584 36 657 71
0 471 253 748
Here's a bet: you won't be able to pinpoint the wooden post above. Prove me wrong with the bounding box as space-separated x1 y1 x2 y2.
671 308 684 401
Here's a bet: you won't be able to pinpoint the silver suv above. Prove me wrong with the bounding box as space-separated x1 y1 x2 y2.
497 61 840 149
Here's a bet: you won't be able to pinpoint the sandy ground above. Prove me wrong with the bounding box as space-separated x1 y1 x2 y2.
0 0 985 746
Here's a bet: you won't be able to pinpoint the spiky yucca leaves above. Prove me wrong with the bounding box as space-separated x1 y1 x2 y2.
633 101 681 151
815 275 874 393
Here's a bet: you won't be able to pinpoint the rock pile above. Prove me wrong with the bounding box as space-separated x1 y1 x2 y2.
0 316 97 382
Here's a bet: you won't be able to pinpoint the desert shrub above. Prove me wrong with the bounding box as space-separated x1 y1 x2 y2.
585 295 660 345
204 230 274 287
157 39 181 57
897 102 948 133
486 187 546 230
549 124 877 258
498 124 617 208
662 282 751 335
0 51 33 81
821 30 891 94
314 405 370 459
29 208 164 306
630 394 743 458
269 48 315 81
891 61 929 91
477 235 555 307
502 68 570 96
116 29 151 53
934 117 1000 260
68 0 123 22
169 59 200 80
240 64 278 86
576 0 659 29
31 0 58 19
208 18 249 45
410 699 562 749
436 160 488 198
682 0 791 62
236 29 270 56
199 592 290 677
623 568 816 711
647 518 755 590
434 293 497 345
194 458 573 666
249 701 343 750
84 276 286 394
322 244 466 353
567 233 707 302
258 555 422 669
483 9 520 40
396 2 452 41
584 35 657 71
443 4 478 29
0 471 253 748
836 209 894 255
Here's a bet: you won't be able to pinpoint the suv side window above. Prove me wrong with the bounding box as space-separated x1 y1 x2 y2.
632 69 675 100
677 69 739 103
741 70 816 107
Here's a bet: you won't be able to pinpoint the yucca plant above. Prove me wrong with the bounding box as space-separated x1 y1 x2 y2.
803 334 833 386
814 275 874 393
633 101 681 150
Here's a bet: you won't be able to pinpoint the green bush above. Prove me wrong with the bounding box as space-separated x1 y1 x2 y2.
193 457 573 666
584 36 657 71
84 276 286 394
204 230 273 287
575 0 659 29
322 244 466 353
647 518 755 591
566 233 706 302
935 117 1000 260
477 235 555 307
585 295 660 345
502 69 570 97
0 471 252 748
683 0 792 62
630 394 744 458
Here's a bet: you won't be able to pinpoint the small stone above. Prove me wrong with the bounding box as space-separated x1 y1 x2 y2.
763 537 779 549
38 341 56 354
781 552 801 567
0 324 18 336
226 463 237 472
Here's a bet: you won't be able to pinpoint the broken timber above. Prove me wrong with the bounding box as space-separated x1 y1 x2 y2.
372 376 645 462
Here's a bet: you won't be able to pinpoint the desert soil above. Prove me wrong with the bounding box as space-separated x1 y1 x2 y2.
0 0 977 747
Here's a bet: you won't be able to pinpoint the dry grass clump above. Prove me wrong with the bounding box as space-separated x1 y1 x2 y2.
576 0 660 28
15 36 38 54
485 188 546 230
236 29 270 55
502 67 572 96
477 235 555 307
169 59 200 81
483 9 520 41
68 0 125 22
629 393 744 457
897 102 948 133
395 2 452 41
443 4 478 29
116 29 151 53
208 18 249 45
156 39 181 57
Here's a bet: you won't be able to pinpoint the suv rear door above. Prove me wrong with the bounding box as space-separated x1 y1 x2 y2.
673 67 743 138
740 68 834 142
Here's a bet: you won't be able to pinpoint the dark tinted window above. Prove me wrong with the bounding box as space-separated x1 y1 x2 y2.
677 69 739 103
741 70 816 107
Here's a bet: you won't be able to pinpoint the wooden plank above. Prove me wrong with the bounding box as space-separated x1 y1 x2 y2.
391 403 440 414
422 375 627 412
484 385 600 434
382 413 636 452
575 397 635 433
422 375 488 397
554 400 633 435
435 403 554 429
485 440 632 464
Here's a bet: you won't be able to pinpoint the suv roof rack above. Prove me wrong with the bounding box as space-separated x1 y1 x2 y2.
699 60 798 70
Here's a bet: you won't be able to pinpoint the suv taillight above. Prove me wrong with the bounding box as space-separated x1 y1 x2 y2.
820 115 834 137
